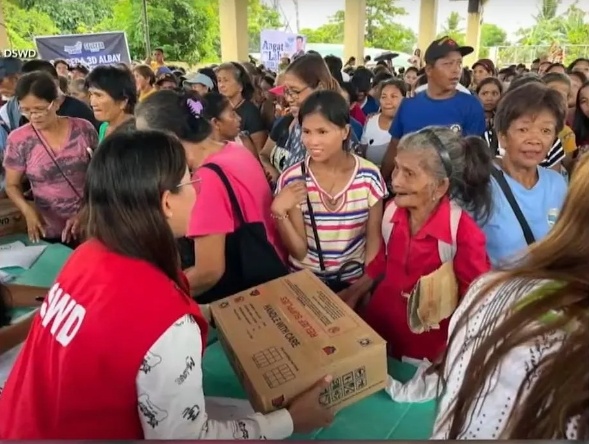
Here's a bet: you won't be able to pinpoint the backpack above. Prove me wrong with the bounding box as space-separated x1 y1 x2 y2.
381 200 462 263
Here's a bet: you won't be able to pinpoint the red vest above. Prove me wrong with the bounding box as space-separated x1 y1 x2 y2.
0 240 208 439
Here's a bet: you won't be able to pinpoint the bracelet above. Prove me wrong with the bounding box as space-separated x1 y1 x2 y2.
271 212 289 220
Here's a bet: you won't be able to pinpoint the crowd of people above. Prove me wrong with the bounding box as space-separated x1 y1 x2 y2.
0 35 587 439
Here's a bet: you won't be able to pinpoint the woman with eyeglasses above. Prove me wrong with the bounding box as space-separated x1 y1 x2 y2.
0 130 333 439
3 71 97 247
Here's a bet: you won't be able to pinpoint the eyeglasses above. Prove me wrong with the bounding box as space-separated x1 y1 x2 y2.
284 86 309 99
176 177 201 192
20 101 54 118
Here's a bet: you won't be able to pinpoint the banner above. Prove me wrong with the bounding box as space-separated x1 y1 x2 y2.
35 32 131 68
260 30 306 71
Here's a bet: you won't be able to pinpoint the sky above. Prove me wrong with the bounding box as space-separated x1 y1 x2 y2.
265 0 584 40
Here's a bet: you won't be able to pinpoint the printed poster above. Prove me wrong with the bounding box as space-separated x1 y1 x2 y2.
260 30 306 71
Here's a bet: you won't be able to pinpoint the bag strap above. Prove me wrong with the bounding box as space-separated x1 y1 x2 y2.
438 203 462 262
200 163 245 225
491 167 536 245
31 125 82 200
300 160 326 271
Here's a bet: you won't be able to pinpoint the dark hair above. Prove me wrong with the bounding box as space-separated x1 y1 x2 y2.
460 68 472 89
532 58 540 64
542 72 571 88
405 66 419 76
85 130 186 288
297 35 303 41
351 67 373 93
201 92 231 121
0 284 12 328
53 59 69 69
70 78 87 94
569 70 587 86
261 74 275 87
398 127 493 223
372 71 394 88
15 71 58 102
495 82 566 135
58 75 68 94
133 64 156 86
135 90 212 143
379 78 407 97
507 73 542 92
476 76 503 95
216 62 255 101
153 47 164 54
21 59 58 79
298 90 350 139
416 74 428 88
85 65 137 114
546 62 566 73
324 55 344 86
573 81 589 144
340 81 358 104
567 57 589 72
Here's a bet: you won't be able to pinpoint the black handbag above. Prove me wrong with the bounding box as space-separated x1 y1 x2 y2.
195 163 288 303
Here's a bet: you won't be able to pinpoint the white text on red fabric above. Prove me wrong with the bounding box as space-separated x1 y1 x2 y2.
39 283 86 346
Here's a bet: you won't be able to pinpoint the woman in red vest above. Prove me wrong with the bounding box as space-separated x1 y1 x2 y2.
0 130 332 439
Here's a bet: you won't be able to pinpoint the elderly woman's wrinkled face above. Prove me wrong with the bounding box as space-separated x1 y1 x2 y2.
391 149 447 209
499 110 557 170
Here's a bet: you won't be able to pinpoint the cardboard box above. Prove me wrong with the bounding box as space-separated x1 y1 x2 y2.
211 270 387 414
0 199 26 237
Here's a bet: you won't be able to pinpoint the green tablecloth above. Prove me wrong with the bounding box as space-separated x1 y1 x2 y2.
202 340 437 440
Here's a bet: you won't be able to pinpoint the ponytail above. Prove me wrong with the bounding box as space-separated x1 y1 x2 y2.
454 136 493 224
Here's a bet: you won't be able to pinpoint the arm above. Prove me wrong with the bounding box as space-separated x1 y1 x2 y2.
364 200 383 265
5 284 48 307
137 314 293 439
380 138 400 180
274 207 307 261
249 131 269 153
453 214 491 297
0 310 35 355
184 234 226 297
4 168 30 215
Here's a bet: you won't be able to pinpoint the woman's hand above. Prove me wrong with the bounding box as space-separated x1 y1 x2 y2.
272 181 307 216
23 204 46 243
287 375 335 433
339 275 375 309
61 213 82 244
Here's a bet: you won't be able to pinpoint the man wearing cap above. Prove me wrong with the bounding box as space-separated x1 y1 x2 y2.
381 36 486 179
184 72 215 96
155 72 178 91
0 58 24 131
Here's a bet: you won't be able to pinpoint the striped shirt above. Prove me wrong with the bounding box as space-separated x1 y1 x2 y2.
276 155 386 282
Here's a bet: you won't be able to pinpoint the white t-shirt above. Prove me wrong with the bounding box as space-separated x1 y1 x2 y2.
415 83 471 94
360 113 392 166
432 273 579 439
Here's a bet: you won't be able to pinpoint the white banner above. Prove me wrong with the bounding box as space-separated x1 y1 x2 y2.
260 30 306 71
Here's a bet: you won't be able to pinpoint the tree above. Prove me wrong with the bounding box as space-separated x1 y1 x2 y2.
4 0 59 49
247 0 283 52
301 0 415 51
95 0 219 63
479 23 508 58
438 12 465 45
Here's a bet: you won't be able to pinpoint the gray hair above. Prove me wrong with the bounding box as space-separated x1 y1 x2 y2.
397 126 493 223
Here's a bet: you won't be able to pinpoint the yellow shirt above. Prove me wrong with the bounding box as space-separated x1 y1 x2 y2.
559 125 576 155
150 61 164 72
139 88 156 102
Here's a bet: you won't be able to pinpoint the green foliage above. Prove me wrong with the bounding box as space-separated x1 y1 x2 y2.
4 0 59 49
437 12 465 45
301 0 415 52
478 23 508 58
247 0 283 52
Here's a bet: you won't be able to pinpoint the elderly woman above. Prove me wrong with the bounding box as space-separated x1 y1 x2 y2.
341 127 492 361
481 82 567 266
4 72 97 247
86 65 137 142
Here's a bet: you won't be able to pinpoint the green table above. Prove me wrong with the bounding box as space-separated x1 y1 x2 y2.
202 340 436 440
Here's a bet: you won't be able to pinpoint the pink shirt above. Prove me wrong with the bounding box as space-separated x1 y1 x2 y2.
3 118 97 238
187 142 286 262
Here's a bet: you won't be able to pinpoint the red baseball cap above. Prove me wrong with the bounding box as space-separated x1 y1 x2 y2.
269 85 285 96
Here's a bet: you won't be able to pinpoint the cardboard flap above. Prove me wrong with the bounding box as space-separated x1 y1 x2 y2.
407 261 458 333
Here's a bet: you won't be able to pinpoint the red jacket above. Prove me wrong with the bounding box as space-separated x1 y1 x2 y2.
0 240 208 439
361 197 489 361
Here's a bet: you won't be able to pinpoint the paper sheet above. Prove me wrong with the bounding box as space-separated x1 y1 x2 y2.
205 397 255 421
0 241 47 270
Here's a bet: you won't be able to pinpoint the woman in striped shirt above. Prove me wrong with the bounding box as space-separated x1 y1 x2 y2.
272 90 386 291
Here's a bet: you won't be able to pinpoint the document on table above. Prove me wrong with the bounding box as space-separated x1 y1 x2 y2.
0 241 47 270
205 397 255 420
